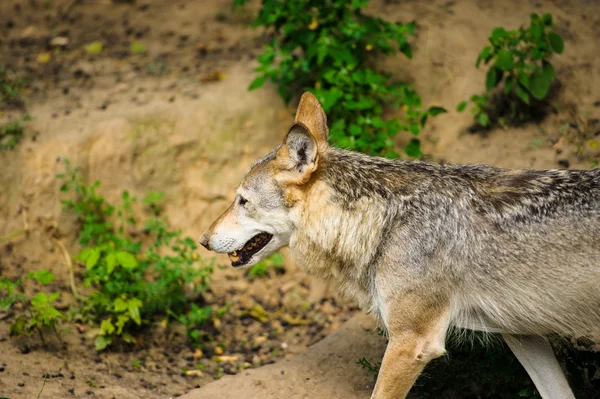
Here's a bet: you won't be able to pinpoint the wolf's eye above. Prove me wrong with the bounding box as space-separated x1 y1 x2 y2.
239 196 248 206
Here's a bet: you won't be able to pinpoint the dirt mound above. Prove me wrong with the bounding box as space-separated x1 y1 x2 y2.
179 314 385 399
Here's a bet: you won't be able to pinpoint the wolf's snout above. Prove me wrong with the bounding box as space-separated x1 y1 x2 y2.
199 233 211 250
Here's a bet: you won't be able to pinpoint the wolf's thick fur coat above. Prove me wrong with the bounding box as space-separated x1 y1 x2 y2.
201 92 599 398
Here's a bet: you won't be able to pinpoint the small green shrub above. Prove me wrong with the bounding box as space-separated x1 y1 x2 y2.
356 357 380 382
0 64 23 108
0 270 65 345
458 13 564 128
247 253 285 279
0 120 25 151
58 159 216 350
234 0 445 158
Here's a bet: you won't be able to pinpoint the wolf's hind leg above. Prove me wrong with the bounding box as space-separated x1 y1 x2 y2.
503 334 575 399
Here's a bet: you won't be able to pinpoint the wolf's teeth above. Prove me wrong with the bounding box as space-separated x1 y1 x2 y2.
229 253 240 262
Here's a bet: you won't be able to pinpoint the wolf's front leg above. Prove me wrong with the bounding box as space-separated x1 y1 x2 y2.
370 294 450 399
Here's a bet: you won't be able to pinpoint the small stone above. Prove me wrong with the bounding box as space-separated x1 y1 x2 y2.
558 159 570 168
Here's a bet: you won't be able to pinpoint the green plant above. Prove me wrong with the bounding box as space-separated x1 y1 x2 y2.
458 13 564 128
0 64 23 107
0 120 24 151
234 0 445 158
58 159 216 350
247 253 285 279
0 270 65 344
357 357 380 381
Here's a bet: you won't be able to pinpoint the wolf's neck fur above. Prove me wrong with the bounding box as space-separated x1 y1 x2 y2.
289 149 427 309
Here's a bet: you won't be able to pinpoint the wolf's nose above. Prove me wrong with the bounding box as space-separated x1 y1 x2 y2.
199 233 211 250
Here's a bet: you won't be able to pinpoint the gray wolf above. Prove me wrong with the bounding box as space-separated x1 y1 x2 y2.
200 92 600 398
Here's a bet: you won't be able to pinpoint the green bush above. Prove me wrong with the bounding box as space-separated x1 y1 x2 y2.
247 253 285 279
458 13 564 128
0 120 25 151
0 64 23 108
0 270 65 345
234 0 445 158
58 159 216 350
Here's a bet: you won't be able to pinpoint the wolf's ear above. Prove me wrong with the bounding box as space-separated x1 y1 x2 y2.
294 92 328 147
276 122 318 184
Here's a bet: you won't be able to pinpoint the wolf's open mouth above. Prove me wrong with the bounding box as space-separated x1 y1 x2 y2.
228 232 273 267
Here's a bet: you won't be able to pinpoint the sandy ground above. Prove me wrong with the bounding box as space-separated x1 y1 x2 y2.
0 0 599 398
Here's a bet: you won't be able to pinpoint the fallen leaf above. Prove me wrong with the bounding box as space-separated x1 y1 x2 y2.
193 348 203 358
215 355 238 363
185 369 204 377
199 71 227 82
130 41 147 54
51 36 69 47
248 304 269 323
308 18 318 30
85 41 103 55
37 52 51 64
282 314 311 325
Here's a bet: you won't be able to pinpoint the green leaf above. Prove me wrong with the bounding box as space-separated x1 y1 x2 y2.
31 292 48 306
29 270 55 285
95 335 112 351
427 106 447 116
114 297 128 313
130 41 147 54
101 319 115 335
9 317 26 337
128 298 143 325
517 71 530 90
404 138 421 158
106 252 117 275
349 124 362 136
86 248 100 270
542 61 555 82
116 251 138 269
248 76 266 91
542 13 553 26
490 27 508 42
78 247 95 262
85 41 103 55
485 67 500 91
122 332 136 344
530 70 551 99
116 314 130 334
48 292 60 302
494 50 514 71
476 46 492 68
548 31 564 54
456 101 468 112
530 24 543 40
515 84 530 105
477 112 490 127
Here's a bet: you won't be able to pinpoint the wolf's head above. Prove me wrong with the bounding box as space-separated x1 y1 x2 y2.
199 92 329 268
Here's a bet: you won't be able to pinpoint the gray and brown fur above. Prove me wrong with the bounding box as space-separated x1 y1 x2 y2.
201 92 599 398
